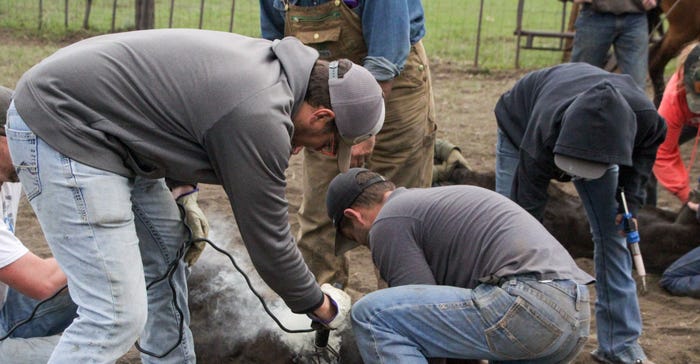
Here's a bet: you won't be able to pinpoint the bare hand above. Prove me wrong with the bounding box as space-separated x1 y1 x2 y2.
688 201 699 212
642 0 657 10
349 136 375 168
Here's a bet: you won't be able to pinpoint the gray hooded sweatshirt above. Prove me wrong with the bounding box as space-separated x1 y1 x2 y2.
14 29 323 313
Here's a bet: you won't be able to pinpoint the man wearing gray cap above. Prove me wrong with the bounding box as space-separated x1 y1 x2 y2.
325 168 593 363
7 29 381 363
494 63 666 364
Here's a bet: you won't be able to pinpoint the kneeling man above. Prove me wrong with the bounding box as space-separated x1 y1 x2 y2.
327 168 594 364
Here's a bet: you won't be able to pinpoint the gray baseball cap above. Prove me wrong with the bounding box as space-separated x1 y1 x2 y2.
0 86 12 136
326 168 386 255
683 44 700 113
329 61 385 172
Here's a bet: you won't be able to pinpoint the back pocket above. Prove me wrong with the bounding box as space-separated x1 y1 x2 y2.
484 296 562 359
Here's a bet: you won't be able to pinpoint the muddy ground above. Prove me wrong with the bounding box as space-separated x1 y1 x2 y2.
17 62 700 363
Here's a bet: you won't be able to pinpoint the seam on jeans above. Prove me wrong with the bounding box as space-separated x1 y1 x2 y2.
576 181 616 348
63 156 118 356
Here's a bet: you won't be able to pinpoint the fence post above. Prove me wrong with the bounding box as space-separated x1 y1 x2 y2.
136 0 155 29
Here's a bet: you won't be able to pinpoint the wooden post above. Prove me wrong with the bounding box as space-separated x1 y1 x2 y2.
135 0 155 30
198 0 205 29
111 0 118 32
83 0 92 29
228 0 235 32
38 0 43 30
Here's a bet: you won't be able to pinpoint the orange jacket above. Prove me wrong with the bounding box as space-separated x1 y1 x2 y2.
653 72 700 202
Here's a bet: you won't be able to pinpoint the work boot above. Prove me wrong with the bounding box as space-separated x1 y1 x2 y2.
590 349 655 364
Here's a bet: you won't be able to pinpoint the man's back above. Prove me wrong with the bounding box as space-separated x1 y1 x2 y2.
369 185 593 288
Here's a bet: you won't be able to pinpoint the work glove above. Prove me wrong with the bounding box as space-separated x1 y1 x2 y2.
433 147 471 183
310 283 352 330
176 189 210 267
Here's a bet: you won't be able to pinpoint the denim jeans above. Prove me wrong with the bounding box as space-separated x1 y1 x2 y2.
351 278 590 364
0 287 77 362
6 103 194 364
494 137 647 363
494 128 519 198
660 246 700 298
571 6 649 91
573 167 647 363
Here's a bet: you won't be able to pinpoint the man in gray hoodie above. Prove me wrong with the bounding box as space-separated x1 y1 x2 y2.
7 29 383 363
494 63 666 364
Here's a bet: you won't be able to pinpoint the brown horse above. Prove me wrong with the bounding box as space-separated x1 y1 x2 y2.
648 0 700 106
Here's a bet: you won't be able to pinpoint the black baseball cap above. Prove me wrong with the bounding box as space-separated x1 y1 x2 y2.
326 168 385 255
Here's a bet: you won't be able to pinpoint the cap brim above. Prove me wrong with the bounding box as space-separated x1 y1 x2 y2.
334 230 360 256
554 154 608 179
337 138 352 172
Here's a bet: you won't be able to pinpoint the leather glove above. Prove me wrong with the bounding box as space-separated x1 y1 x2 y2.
177 190 210 266
310 283 352 330
435 148 472 182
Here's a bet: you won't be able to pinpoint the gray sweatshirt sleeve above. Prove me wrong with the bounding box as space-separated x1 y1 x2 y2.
203 102 323 314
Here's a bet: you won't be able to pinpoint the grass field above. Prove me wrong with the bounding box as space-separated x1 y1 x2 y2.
0 0 592 70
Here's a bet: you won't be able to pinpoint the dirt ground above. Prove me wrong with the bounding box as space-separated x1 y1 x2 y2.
16 62 700 363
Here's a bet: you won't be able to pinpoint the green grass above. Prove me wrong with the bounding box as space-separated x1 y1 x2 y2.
0 0 676 85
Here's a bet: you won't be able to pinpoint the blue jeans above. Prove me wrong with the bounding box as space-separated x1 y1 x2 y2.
494 128 519 198
571 6 649 91
351 278 590 364
494 141 648 363
573 167 647 363
0 288 77 362
660 246 700 298
6 103 194 364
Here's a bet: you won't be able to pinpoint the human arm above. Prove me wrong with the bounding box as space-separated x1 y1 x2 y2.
511 152 554 221
203 103 324 314
619 110 667 215
361 0 422 82
0 253 67 301
259 0 286 40
653 73 696 203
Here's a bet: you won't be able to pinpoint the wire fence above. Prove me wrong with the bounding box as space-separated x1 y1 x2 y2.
0 0 580 70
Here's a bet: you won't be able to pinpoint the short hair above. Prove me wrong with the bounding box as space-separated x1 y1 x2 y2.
338 170 395 231
305 58 353 108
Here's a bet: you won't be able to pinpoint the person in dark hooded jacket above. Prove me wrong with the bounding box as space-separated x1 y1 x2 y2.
493 62 666 364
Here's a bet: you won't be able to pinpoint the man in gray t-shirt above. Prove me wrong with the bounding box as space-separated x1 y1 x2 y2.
326 168 593 363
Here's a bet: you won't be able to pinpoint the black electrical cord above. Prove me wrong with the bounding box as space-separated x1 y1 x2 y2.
133 204 316 358
0 205 317 357
0 285 69 341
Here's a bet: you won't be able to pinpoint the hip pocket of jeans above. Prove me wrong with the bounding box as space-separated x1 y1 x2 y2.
6 124 41 200
484 296 562 359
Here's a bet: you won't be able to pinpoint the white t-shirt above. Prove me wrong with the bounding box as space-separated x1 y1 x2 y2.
0 182 28 306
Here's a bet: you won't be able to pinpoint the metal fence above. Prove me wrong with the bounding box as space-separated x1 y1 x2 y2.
0 0 579 70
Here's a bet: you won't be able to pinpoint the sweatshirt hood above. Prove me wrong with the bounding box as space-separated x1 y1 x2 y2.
271 37 319 118
554 80 636 166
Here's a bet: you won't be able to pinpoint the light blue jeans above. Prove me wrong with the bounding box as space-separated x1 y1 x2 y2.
6 103 194 364
0 287 77 362
494 135 647 363
660 246 700 298
571 5 649 91
351 278 590 363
